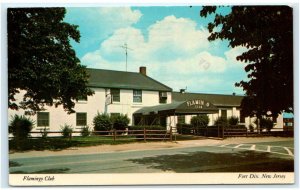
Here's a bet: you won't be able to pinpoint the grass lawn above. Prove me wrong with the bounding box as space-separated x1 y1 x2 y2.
9 136 138 151
9 135 202 152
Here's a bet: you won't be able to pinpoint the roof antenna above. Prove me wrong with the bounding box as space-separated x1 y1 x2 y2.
120 43 133 71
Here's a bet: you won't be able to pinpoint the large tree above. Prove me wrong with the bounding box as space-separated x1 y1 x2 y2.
8 8 94 114
200 6 293 118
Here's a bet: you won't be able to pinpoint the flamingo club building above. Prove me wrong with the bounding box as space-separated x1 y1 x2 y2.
8 66 286 133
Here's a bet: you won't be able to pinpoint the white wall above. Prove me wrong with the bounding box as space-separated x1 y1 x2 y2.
9 89 284 133
8 88 170 131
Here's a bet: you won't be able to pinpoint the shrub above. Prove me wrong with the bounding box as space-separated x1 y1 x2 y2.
228 116 239 125
40 127 49 139
111 114 130 130
190 115 209 128
129 125 165 131
228 125 247 129
260 118 274 132
176 123 193 134
60 124 73 138
93 112 112 132
9 114 34 140
249 124 255 132
214 117 229 128
80 126 90 137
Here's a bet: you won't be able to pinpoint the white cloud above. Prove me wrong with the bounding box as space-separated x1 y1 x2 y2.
66 7 142 42
147 15 210 59
80 15 247 94
97 7 142 29
224 46 248 66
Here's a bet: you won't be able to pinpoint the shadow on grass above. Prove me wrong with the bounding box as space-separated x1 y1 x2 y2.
9 161 22 167
127 150 294 173
9 136 137 152
10 168 70 174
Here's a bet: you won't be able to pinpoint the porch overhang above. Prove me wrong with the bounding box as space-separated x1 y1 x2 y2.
133 99 219 116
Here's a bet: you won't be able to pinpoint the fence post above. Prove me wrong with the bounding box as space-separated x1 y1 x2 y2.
170 127 173 141
144 128 146 142
246 128 248 137
217 125 220 138
69 132 72 141
113 129 116 141
222 126 224 139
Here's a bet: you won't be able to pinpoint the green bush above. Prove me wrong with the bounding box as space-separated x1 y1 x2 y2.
80 126 90 137
111 114 130 130
93 112 112 132
228 116 239 125
190 115 209 127
176 124 193 134
60 124 73 138
9 114 34 140
40 127 49 139
214 117 229 128
129 125 165 131
260 118 274 132
228 125 247 129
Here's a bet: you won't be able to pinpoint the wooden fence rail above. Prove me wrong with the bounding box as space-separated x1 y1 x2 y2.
25 128 173 142
177 125 293 138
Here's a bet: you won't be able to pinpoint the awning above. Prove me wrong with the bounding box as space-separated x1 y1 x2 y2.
134 99 219 116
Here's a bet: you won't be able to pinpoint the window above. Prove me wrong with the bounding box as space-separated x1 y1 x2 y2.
221 110 227 119
76 113 87 126
177 115 185 124
111 89 120 102
159 92 167 104
37 112 49 127
133 90 142 103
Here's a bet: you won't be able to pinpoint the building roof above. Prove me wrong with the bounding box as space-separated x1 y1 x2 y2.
172 92 244 107
86 68 172 92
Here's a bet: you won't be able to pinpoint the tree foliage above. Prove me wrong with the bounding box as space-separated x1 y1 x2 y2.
200 6 293 117
8 8 94 114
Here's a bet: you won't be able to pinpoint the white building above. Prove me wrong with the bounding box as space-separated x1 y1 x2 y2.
8 66 284 133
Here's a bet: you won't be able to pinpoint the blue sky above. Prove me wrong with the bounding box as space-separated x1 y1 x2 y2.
64 6 248 95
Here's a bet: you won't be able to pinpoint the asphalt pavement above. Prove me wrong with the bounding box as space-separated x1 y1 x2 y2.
9 139 294 173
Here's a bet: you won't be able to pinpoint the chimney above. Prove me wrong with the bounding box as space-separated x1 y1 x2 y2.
139 66 147 76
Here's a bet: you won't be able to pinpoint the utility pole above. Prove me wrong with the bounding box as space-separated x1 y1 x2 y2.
120 43 132 71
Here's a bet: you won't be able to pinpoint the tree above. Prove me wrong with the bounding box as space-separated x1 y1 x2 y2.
200 6 293 118
8 8 94 114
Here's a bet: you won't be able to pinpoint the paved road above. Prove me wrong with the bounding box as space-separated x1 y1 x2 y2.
9 140 294 173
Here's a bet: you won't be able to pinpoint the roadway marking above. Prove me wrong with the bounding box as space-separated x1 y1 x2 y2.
250 145 256 150
233 144 244 148
284 147 294 156
267 146 271 152
219 144 230 147
217 144 294 157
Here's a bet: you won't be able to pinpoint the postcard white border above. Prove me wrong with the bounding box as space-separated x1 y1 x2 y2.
1 0 299 188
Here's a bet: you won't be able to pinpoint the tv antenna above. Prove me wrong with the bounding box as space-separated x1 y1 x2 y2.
120 43 133 71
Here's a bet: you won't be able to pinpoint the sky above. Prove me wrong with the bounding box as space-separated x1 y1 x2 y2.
64 6 249 95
